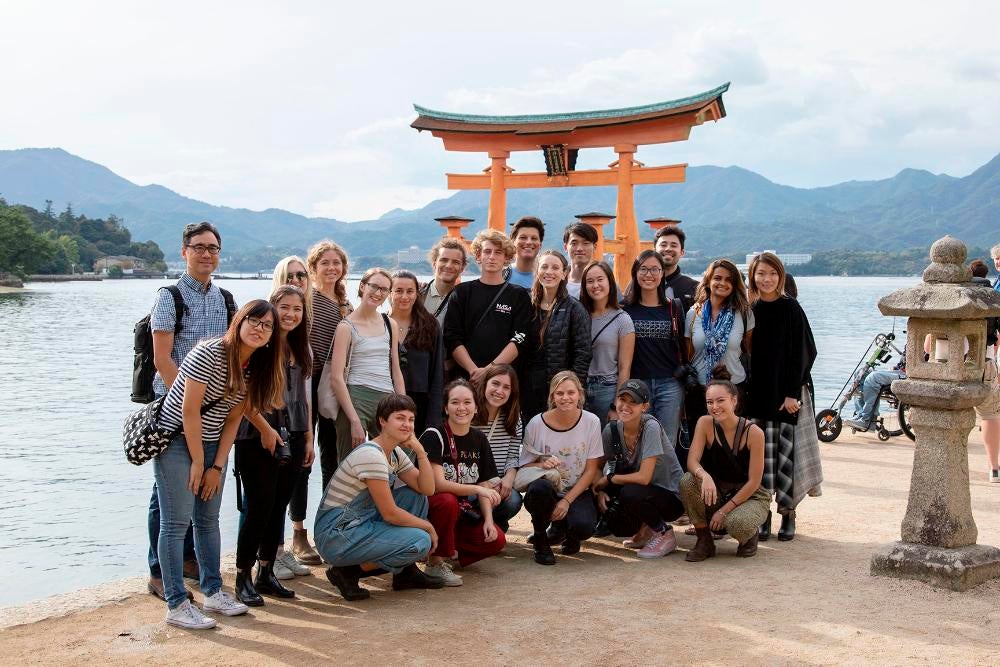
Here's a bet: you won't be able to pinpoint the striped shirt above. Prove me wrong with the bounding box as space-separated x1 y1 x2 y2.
310 289 345 376
473 408 523 474
321 443 415 509
150 273 231 395
158 339 245 441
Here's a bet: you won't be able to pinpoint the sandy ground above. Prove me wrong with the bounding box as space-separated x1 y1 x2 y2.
4 429 1000 666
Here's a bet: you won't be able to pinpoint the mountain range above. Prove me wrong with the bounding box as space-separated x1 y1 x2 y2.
1 147 998 261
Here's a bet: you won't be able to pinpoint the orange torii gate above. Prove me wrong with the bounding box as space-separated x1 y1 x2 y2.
411 83 728 285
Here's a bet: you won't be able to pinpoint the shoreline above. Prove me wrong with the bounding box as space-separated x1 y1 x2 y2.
3 429 1000 665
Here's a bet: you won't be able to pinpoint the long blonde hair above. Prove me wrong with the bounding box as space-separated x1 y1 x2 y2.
272 255 312 320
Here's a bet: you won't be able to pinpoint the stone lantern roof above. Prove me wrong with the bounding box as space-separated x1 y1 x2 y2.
878 236 1000 320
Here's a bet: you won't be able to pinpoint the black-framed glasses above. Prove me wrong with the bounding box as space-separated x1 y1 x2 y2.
286 271 308 281
363 282 389 296
637 266 663 276
245 316 274 332
186 243 221 256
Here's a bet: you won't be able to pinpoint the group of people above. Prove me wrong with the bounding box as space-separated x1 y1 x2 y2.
142 218 825 630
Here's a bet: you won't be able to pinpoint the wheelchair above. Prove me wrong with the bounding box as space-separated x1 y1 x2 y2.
815 332 914 443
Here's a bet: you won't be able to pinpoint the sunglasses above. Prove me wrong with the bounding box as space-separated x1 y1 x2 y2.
286 271 308 281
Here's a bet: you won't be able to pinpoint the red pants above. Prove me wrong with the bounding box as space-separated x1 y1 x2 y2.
427 492 506 567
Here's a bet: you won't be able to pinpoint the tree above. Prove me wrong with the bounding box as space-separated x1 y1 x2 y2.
0 204 56 278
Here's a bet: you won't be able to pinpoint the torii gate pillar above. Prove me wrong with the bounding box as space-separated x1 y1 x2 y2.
487 151 510 231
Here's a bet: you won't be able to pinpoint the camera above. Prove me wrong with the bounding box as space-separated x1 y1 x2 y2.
274 426 292 465
674 363 702 391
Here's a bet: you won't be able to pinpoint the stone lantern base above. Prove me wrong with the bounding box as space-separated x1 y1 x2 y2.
871 542 1000 591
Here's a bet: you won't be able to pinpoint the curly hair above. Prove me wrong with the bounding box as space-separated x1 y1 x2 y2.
306 240 349 305
470 229 515 264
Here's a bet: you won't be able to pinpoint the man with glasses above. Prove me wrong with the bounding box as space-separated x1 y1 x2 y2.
146 221 236 602
444 229 531 384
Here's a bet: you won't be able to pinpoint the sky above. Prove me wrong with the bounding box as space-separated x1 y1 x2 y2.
2 1 999 221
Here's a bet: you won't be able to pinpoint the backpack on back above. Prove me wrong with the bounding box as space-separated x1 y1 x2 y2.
130 285 236 403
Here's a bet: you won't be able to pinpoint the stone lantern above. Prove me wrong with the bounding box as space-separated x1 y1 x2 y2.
870 236 1000 590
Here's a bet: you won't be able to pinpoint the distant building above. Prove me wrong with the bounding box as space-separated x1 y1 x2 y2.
745 250 812 266
94 255 144 274
397 245 424 265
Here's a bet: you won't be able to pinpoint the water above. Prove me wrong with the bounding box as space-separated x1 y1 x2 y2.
0 275 918 606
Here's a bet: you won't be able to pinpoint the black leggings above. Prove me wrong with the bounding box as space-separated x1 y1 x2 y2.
523 479 597 542
288 376 338 523
235 432 306 569
604 483 685 537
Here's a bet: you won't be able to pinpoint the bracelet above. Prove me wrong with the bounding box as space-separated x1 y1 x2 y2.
209 464 223 473
558 498 570 505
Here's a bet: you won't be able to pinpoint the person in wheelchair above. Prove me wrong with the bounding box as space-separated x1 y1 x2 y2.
844 355 906 432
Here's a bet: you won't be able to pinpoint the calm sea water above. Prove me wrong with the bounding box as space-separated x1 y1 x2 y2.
0 275 917 606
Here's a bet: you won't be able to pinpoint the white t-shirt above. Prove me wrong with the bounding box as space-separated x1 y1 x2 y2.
519 410 603 490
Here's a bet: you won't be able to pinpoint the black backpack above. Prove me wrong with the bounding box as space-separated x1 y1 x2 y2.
130 285 236 403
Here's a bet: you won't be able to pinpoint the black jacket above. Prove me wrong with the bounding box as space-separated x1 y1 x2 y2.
520 296 593 421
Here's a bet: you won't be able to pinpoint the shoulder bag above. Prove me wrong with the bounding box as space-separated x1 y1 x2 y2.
513 441 564 493
317 323 354 420
123 396 222 465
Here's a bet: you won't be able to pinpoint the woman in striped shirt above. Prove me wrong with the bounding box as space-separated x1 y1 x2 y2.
316 394 442 601
471 364 524 531
293 242 352 566
154 299 285 629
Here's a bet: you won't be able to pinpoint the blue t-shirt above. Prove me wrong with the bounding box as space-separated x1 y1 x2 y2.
508 268 534 289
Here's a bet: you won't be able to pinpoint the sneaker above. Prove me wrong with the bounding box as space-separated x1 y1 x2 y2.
844 418 869 432
165 599 216 630
277 548 312 576
991 470 1000 484
202 590 249 617
423 561 463 587
624 525 654 549
273 556 295 581
637 527 677 559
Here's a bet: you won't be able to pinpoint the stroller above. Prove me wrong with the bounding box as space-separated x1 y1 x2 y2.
816 331 914 443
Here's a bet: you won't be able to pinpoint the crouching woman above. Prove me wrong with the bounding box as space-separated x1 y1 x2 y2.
679 369 770 561
520 371 604 565
593 379 685 559
315 394 443 600
421 379 506 586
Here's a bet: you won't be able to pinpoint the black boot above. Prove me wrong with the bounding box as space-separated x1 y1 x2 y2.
778 511 796 541
392 563 445 591
254 562 296 599
235 568 264 607
758 510 772 541
326 565 370 601
533 534 556 565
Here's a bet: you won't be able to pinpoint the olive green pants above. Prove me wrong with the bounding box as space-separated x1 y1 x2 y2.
335 384 391 464
679 472 771 544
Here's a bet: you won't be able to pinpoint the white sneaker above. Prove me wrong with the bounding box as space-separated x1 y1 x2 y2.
165 599 217 629
424 561 463 587
202 590 249 617
990 469 1000 484
277 548 311 576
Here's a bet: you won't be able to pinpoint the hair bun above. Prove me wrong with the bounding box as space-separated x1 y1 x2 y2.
710 364 732 382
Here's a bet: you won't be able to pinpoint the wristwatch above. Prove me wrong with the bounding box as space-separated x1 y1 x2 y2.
209 464 223 473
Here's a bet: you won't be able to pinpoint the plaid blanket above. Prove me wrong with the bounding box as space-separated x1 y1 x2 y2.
760 385 823 511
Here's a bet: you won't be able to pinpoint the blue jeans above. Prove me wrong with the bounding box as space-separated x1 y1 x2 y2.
154 435 227 609
314 464 431 574
147 485 195 578
492 488 523 533
646 377 683 447
586 375 619 431
855 369 905 422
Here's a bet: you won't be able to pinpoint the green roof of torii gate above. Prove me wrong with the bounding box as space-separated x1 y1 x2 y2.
412 82 729 133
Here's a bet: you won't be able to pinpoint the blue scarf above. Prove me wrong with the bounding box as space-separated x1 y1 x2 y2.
700 301 735 383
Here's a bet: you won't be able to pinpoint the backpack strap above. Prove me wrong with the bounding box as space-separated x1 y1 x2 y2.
164 285 186 335
219 288 237 325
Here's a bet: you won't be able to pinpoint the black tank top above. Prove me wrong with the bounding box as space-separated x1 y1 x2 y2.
703 417 751 486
